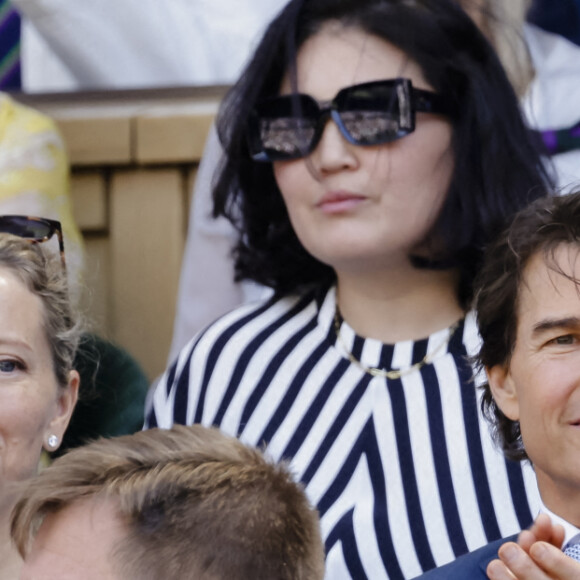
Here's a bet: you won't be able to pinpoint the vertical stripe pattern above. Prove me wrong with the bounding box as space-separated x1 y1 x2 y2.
0 1 21 90
147 286 540 579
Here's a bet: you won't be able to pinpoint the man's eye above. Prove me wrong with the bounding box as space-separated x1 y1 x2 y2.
553 335 575 345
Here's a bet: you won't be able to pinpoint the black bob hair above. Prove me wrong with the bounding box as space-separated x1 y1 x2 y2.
213 0 551 308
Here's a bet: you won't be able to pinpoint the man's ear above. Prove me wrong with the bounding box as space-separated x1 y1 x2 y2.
487 364 520 421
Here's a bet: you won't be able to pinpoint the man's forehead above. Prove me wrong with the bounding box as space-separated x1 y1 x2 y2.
517 245 580 323
20 497 126 580
522 246 580 291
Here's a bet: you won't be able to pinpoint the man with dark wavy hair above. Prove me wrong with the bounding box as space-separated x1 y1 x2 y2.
417 192 580 579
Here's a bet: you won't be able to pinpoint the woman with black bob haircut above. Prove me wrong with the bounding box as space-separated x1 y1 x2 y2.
148 0 551 578
213 0 549 305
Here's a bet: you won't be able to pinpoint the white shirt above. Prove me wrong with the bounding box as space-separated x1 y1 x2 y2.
13 0 291 90
539 500 580 548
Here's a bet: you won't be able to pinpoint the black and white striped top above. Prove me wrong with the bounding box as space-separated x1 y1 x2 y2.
147 286 540 579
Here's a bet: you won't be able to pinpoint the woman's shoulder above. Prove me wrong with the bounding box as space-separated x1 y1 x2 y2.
147 286 333 429
175 285 331 366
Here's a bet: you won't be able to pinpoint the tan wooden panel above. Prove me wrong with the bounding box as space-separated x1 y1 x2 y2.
71 172 108 231
109 169 185 380
79 236 111 338
57 117 132 165
135 114 214 164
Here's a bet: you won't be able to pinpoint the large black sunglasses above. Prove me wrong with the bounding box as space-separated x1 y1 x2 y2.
247 78 453 162
0 215 66 268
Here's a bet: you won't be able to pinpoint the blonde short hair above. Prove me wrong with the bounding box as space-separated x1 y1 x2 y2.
11 425 325 580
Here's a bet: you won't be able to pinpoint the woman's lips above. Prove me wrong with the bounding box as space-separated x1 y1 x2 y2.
316 191 367 214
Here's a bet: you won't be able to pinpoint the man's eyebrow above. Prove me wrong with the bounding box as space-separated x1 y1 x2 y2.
532 317 580 334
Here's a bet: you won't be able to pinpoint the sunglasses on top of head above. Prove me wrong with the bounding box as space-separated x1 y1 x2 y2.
247 77 453 162
0 215 66 269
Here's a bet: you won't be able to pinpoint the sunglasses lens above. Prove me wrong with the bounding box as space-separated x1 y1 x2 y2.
259 116 316 157
0 216 52 240
337 81 408 145
339 110 401 145
252 95 320 160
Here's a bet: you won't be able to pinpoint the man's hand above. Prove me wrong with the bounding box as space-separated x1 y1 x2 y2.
486 514 579 580
487 541 580 579
518 514 566 553
487 514 580 580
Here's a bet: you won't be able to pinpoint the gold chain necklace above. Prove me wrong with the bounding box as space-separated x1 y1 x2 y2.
333 307 460 379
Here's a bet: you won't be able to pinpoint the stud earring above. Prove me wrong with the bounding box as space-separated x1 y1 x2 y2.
47 434 59 450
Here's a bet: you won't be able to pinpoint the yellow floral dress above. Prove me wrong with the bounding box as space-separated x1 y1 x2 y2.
0 92 84 298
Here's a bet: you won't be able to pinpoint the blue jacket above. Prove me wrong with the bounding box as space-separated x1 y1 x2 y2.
412 536 517 579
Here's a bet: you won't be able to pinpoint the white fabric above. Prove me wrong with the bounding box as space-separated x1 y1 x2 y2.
539 501 580 549
21 22 77 92
14 0 289 91
523 24 580 193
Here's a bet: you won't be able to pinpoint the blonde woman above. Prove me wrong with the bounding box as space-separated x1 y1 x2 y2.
0 226 79 579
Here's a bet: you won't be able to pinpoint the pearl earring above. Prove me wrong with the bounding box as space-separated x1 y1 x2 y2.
47 434 59 450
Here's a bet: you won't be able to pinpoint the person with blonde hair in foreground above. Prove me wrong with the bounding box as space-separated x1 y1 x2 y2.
11 424 325 580
0 228 79 580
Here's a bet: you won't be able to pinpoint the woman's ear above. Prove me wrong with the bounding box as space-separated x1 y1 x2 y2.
487 364 520 421
44 370 80 451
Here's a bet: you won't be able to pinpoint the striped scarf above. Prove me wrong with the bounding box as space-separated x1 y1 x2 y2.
0 0 21 90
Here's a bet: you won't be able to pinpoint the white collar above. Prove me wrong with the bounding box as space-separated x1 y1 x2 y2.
539 500 580 548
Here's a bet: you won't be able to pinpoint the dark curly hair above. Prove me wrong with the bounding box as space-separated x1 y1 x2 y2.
213 0 551 307
476 192 580 461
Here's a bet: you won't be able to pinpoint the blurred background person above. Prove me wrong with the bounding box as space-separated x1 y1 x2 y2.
462 0 580 193
0 92 84 300
0 228 78 579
